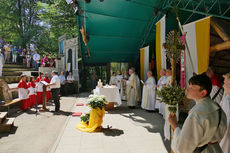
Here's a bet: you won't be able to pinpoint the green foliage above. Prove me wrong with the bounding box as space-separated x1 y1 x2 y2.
88 95 108 109
0 0 77 55
156 86 185 113
80 113 90 123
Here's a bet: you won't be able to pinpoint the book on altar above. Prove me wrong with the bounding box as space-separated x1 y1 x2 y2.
41 81 49 86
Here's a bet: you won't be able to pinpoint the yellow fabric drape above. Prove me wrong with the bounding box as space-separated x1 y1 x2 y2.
140 48 145 82
76 107 105 133
156 21 162 80
195 16 211 74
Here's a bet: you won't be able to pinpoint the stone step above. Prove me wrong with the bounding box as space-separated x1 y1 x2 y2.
3 64 27 69
0 112 8 123
2 71 22 76
3 68 34 72
0 76 31 84
0 118 15 133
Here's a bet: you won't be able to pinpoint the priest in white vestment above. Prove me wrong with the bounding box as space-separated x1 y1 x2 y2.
220 73 230 153
109 72 117 85
156 69 167 115
169 74 227 153
141 71 156 111
126 68 139 107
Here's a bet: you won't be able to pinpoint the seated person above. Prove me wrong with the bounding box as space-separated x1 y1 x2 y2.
66 72 75 95
67 72 74 83
59 71 66 96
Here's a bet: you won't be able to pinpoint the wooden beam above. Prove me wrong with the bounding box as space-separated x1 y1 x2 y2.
210 41 230 52
210 21 230 41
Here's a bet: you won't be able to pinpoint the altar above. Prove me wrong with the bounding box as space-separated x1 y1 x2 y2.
93 86 122 106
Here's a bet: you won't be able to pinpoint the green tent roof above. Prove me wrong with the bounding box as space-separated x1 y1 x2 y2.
76 0 230 64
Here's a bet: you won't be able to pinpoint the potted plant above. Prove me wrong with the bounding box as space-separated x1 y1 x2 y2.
76 94 108 132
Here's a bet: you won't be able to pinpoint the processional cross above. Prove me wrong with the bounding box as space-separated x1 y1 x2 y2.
163 30 185 86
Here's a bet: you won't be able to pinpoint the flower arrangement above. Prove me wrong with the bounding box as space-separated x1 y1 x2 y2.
88 95 108 109
156 86 185 113
80 113 90 124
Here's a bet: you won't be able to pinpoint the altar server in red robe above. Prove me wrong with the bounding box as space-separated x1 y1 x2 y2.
42 72 51 102
17 74 29 110
36 72 44 104
28 76 36 106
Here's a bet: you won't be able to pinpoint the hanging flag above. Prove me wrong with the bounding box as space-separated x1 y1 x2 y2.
140 46 149 82
156 15 167 79
183 16 211 86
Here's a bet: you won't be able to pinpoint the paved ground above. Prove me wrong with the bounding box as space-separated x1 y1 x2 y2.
51 93 170 153
0 95 77 153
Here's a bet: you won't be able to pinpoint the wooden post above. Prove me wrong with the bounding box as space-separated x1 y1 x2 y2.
41 85 49 111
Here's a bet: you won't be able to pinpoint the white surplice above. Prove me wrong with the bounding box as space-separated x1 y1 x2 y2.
116 74 123 90
109 76 117 85
210 85 224 104
220 94 230 153
172 97 227 153
155 75 167 116
141 76 156 110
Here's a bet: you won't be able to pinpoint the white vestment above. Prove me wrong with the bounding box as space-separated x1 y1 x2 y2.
109 76 117 85
172 97 227 153
220 95 230 153
141 76 156 110
210 85 223 104
136 75 141 101
126 73 138 106
116 74 123 89
155 76 167 116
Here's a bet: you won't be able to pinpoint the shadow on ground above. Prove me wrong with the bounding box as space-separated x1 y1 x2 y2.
108 101 171 152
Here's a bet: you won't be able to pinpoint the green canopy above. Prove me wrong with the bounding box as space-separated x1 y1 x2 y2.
76 0 230 64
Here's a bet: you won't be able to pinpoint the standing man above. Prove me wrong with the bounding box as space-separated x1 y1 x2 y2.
48 71 61 112
169 74 227 153
33 50 40 71
0 49 4 76
141 71 156 111
126 68 139 108
155 69 167 116
116 70 123 91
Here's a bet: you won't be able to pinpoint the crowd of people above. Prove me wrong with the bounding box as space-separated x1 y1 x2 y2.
108 67 229 153
17 71 61 112
17 70 78 112
0 38 56 75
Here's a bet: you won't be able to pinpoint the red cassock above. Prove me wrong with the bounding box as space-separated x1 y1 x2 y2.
28 81 36 107
17 80 29 110
36 76 43 104
42 77 51 102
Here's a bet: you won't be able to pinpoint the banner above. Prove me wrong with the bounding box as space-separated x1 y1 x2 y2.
140 46 149 82
156 15 167 79
183 16 211 86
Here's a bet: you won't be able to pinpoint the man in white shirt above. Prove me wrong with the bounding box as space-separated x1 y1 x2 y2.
47 70 61 112
33 50 40 71
169 74 227 153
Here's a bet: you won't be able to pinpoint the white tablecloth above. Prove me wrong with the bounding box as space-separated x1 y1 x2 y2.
94 86 122 105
